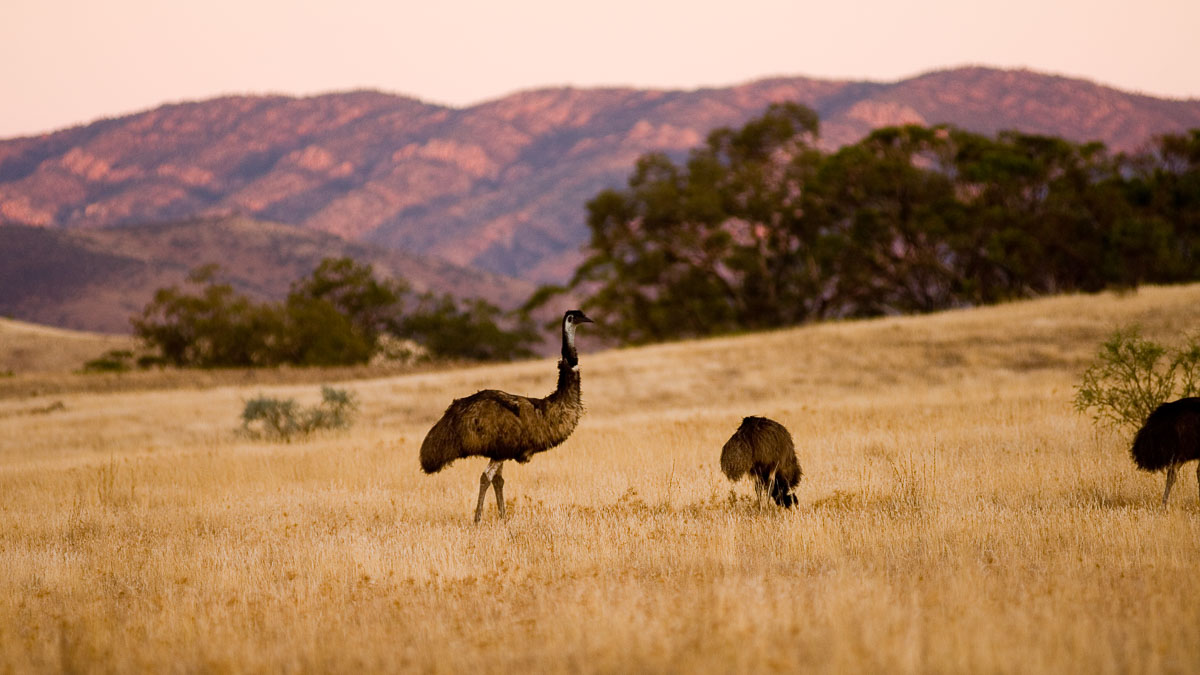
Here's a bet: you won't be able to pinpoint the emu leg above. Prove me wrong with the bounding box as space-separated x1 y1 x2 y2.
493 461 506 519
474 459 504 524
767 467 778 507
1162 465 1178 507
473 473 490 524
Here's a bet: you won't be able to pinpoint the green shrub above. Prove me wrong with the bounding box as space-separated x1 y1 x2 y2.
1074 326 1200 431
81 350 135 373
241 386 359 441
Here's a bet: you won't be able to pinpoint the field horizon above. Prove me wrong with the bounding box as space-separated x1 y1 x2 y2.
2 284 1200 672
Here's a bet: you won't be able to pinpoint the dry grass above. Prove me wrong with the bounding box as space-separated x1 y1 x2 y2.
0 318 134 376
0 317 459 400
3 285 1200 673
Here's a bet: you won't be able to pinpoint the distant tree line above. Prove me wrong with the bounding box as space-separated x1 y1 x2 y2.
133 258 536 368
528 103 1200 344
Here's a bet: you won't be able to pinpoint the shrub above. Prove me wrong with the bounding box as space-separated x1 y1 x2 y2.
81 350 135 373
241 386 359 441
1074 326 1200 431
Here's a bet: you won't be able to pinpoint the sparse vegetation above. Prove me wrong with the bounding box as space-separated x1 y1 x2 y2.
240 386 359 441
1074 326 1200 430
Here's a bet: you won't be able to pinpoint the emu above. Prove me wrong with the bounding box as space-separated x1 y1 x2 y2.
419 310 593 523
1130 397 1200 506
720 416 803 508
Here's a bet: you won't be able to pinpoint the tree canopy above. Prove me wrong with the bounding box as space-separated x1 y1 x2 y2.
532 105 1200 344
133 257 534 367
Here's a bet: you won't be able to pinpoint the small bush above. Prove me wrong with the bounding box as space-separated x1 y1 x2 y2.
136 354 170 369
1074 326 1200 431
241 386 359 441
81 350 135 373
306 386 359 431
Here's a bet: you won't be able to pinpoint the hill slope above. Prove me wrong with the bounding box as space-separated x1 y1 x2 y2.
2 67 1198 283
0 317 134 374
0 218 533 333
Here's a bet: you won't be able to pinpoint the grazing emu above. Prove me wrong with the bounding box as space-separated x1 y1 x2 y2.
720 416 803 508
1130 397 1200 506
419 310 593 523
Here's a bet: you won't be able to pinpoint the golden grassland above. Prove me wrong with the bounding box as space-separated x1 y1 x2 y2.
0 316 456 401
0 318 134 376
2 285 1200 673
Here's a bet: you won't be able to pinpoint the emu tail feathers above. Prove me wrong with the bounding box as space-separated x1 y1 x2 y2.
1131 417 1176 472
720 436 752 482
419 416 464 474
1130 398 1200 472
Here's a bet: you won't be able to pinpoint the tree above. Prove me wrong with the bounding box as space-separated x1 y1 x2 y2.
553 103 828 343
277 294 373 366
288 257 407 348
1119 130 1200 284
132 265 284 367
401 293 537 362
813 125 963 315
530 99 1200 348
135 256 539 367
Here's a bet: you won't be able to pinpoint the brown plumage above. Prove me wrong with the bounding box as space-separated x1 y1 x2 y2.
1130 397 1200 506
419 309 592 522
721 416 803 508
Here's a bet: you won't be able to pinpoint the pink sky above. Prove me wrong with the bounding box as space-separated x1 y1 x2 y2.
2 0 1198 138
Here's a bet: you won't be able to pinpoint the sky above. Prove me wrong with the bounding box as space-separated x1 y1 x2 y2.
2 0 1198 139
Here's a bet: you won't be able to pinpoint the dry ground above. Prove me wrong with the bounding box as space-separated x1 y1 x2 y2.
2 286 1200 673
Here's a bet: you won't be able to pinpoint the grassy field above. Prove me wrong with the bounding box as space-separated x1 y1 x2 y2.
2 285 1200 673
0 318 134 376
0 317 446 400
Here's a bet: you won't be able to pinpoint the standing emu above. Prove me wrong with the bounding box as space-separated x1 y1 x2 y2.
720 416 803 508
1130 397 1200 506
419 310 593 523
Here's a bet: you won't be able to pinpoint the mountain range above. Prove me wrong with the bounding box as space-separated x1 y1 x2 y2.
2 66 1199 333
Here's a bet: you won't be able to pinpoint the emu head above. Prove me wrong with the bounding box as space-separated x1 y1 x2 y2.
561 310 593 365
563 309 593 331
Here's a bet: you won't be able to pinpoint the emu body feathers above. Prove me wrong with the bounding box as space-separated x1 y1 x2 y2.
1130 397 1200 505
419 363 583 473
721 416 803 508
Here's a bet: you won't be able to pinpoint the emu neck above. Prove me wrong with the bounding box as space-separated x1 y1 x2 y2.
550 359 582 405
561 323 579 366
